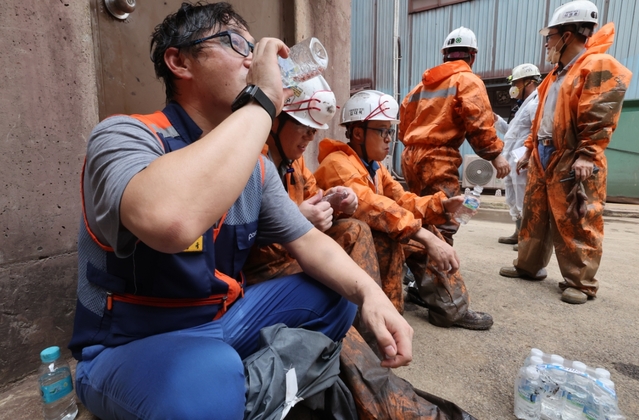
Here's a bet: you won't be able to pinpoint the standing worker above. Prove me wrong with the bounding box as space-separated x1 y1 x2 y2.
399 26 510 245
315 90 494 330
500 0 632 304
493 64 541 248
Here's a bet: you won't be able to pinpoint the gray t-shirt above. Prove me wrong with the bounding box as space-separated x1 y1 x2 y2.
537 51 585 141
83 115 312 257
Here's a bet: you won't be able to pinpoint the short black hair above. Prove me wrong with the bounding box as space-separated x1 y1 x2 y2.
150 2 249 102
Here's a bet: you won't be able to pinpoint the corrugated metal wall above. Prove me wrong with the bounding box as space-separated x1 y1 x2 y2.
353 0 639 196
352 0 639 100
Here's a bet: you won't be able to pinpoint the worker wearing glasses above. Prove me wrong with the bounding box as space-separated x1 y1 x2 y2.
70 3 413 419
500 0 632 305
315 90 494 330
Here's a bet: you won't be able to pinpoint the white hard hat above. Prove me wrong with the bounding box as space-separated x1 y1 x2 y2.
441 26 478 53
340 90 399 125
282 75 337 129
539 0 599 37
507 63 541 83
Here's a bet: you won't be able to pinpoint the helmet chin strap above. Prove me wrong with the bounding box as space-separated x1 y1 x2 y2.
360 121 370 164
270 117 296 190
350 121 378 180
549 33 570 71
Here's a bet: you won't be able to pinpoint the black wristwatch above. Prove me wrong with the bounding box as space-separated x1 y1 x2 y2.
231 85 276 122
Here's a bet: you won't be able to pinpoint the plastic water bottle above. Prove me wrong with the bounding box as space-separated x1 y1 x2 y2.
454 185 483 224
514 366 542 419
528 356 544 370
540 355 567 420
38 346 78 420
594 368 611 381
523 348 545 366
562 361 590 420
583 378 615 420
278 37 328 88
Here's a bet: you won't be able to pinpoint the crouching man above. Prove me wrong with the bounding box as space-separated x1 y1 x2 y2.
314 90 493 330
69 3 412 419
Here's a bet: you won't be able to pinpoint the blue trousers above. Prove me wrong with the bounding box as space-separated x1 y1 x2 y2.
75 274 357 420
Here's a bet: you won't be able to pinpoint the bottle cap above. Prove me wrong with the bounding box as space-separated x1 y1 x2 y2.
40 346 61 363
525 366 540 379
599 378 615 391
572 361 587 372
550 354 564 365
529 356 544 366
595 368 611 380
529 348 544 358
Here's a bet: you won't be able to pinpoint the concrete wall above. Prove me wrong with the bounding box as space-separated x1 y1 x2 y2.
0 1 98 386
295 0 352 171
0 0 351 387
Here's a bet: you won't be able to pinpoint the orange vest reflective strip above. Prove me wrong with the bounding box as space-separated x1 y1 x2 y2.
80 113 170 252
93 112 263 319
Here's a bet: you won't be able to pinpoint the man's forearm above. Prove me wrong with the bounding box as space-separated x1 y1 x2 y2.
121 105 272 253
284 228 380 305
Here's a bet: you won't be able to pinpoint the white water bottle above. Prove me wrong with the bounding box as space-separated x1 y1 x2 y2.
540 355 567 420
594 368 611 381
454 185 483 224
514 366 542 419
38 346 78 420
278 37 328 88
524 348 545 366
562 361 590 420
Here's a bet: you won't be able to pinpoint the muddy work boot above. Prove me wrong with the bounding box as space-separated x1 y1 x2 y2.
498 219 520 244
452 310 493 330
428 309 494 330
499 266 547 281
561 287 588 304
498 230 518 244
405 282 427 307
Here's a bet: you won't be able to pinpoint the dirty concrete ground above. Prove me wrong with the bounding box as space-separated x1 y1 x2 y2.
1 198 638 420
395 206 639 419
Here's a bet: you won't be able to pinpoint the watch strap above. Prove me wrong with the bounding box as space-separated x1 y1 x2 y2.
232 85 276 122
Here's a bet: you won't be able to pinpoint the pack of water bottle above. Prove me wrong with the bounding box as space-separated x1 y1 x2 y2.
514 348 625 420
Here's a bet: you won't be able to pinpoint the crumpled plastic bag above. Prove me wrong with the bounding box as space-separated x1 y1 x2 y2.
566 181 588 219
339 327 477 420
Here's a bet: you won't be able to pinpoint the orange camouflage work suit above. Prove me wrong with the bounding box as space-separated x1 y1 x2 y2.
399 60 504 243
314 139 470 324
515 23 632 296
243 145 381 288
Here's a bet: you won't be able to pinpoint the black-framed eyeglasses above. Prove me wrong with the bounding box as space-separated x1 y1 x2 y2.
545 31 561 43
367 127 395 138
188 30 254 57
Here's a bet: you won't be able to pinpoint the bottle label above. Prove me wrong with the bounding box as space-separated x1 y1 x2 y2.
462 197 480 211
565 392 586 409
583 405 599 420
277 57 299 88
517 387 537 403
40 375 73 404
